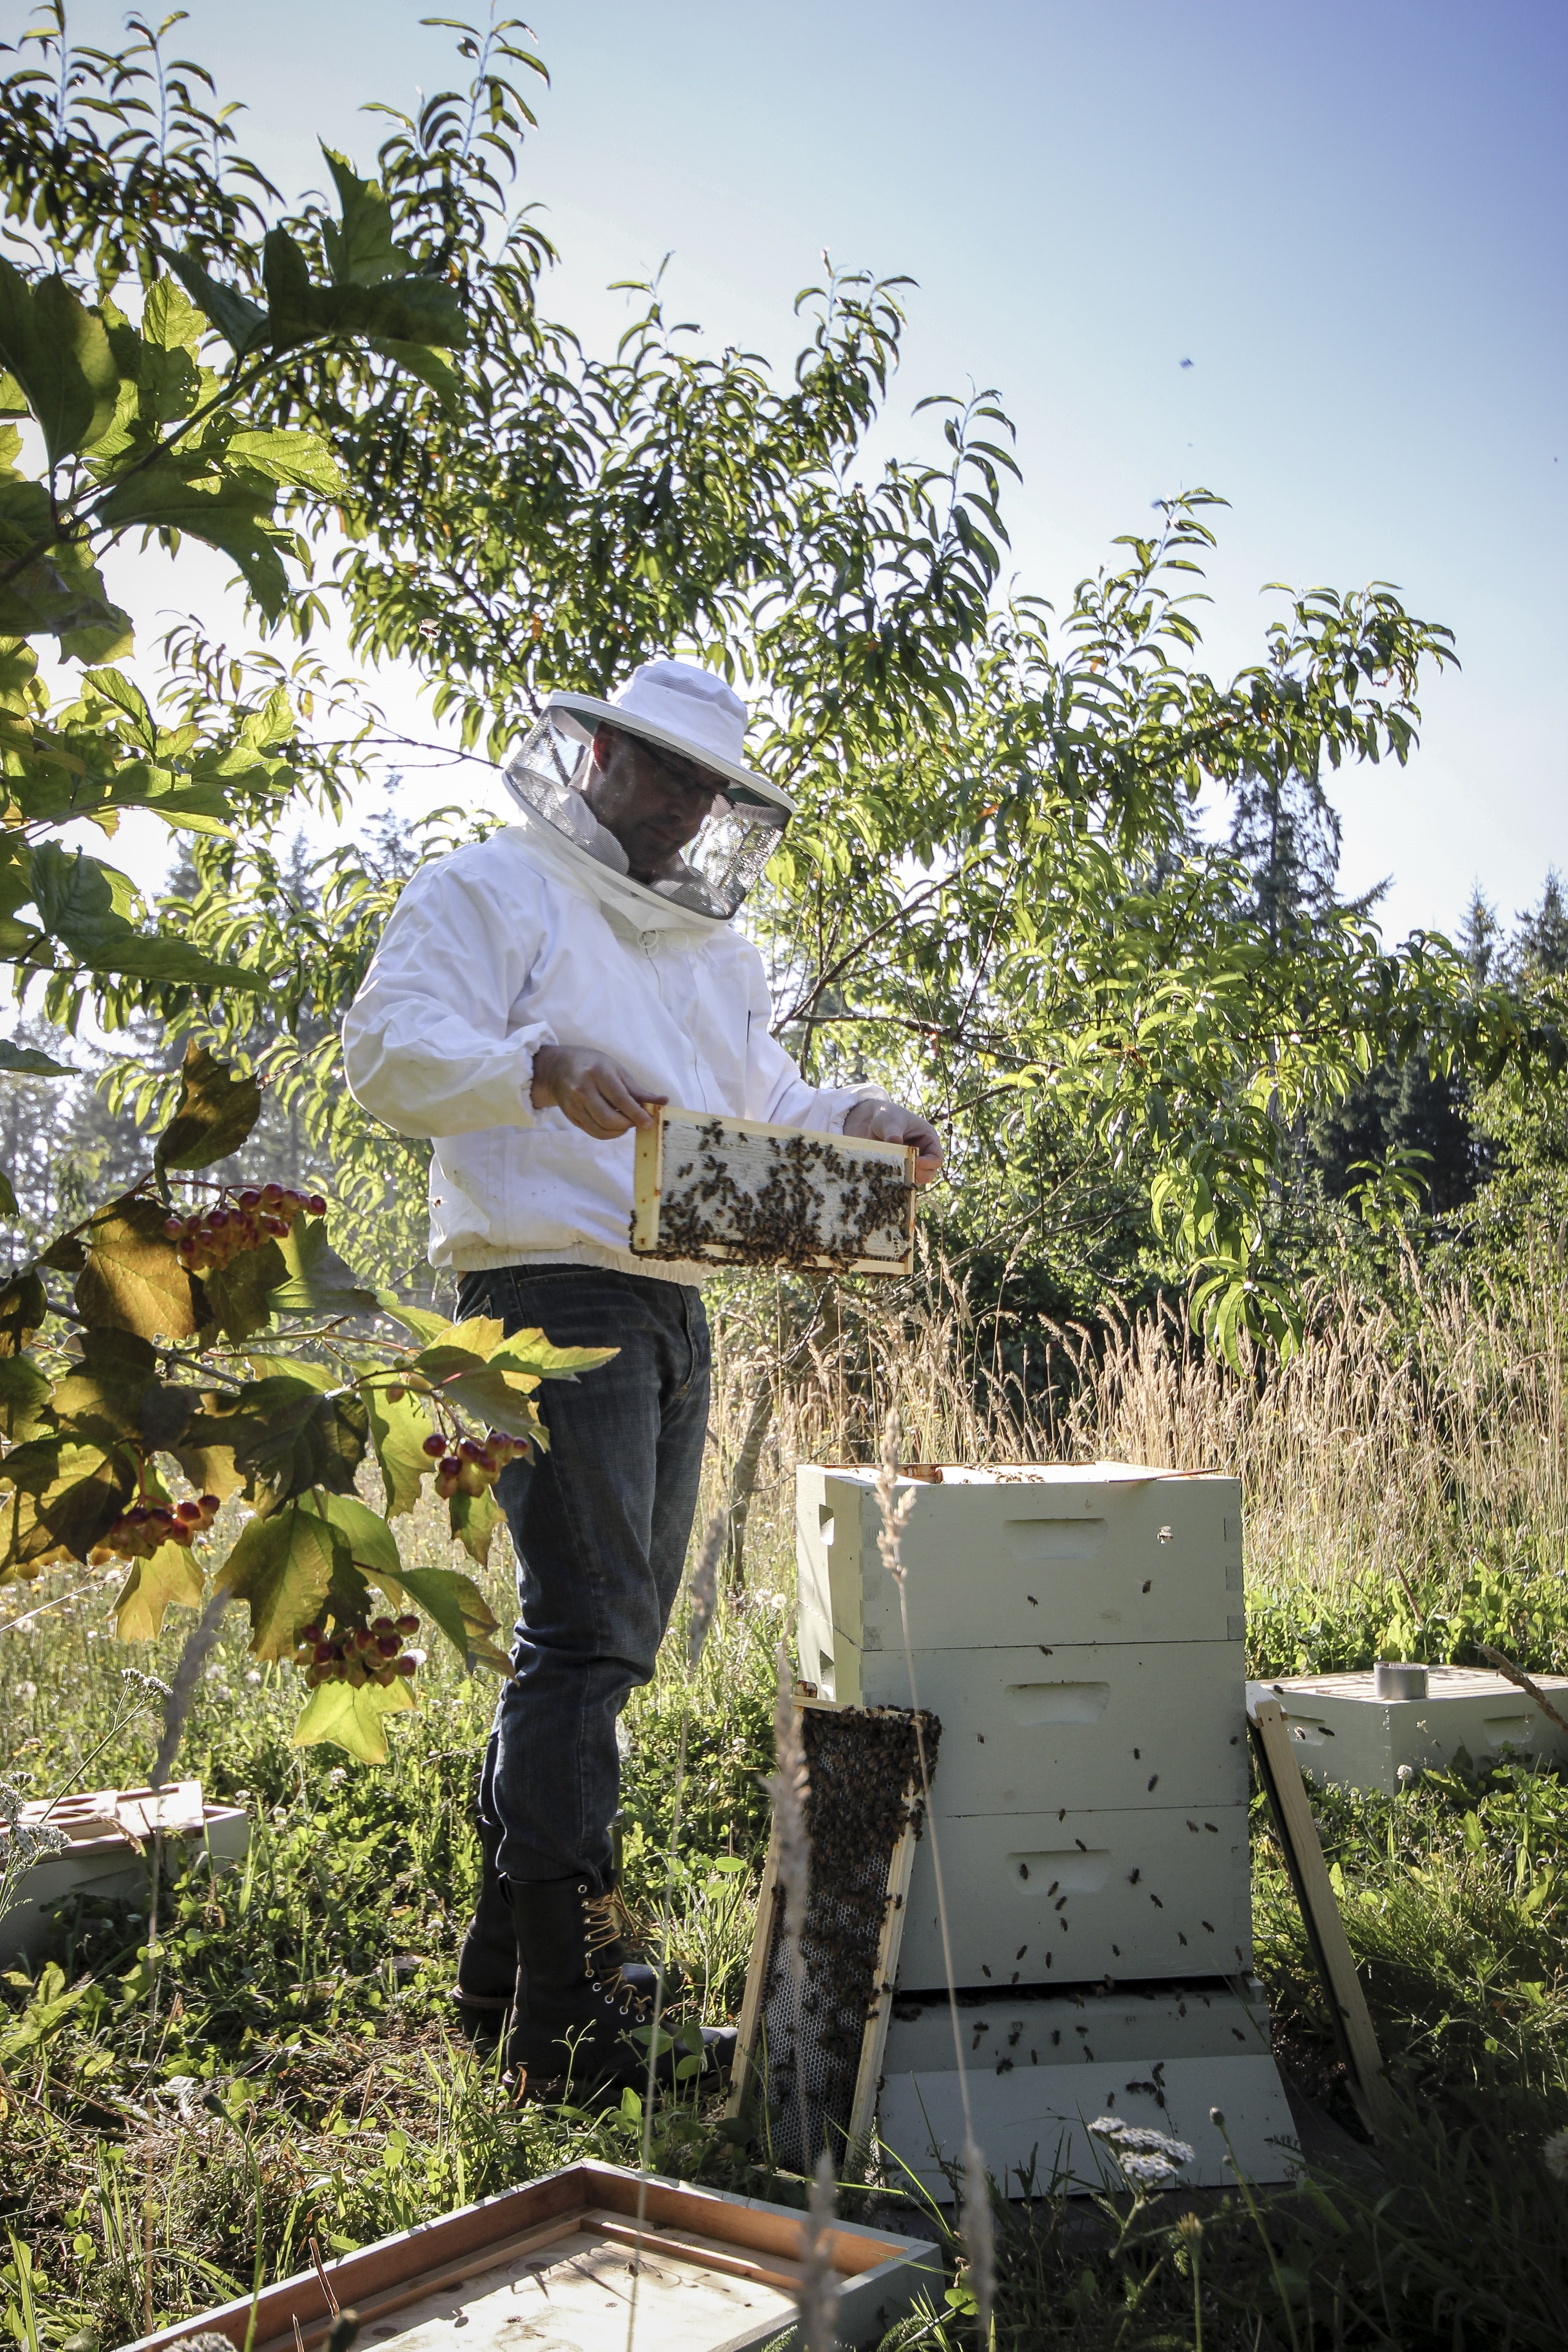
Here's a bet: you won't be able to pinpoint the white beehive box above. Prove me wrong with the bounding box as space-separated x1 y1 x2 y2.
811 1641 1249 1813
897 1803 1253 1989
797 1464 1245 1668
0 1783 249 1965
1257 1667 1568 1796
882 1973 1274 2070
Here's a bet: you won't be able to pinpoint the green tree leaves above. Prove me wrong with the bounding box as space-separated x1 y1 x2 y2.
219 1506 337 1658
0 264 120 465
154 1044 264 1171
22 843 268 990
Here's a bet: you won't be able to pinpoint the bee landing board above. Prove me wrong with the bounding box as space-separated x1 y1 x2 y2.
630 1106 916 1274
728 1703 940 2173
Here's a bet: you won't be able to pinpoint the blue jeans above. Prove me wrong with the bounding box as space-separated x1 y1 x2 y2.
457 1264 711 1886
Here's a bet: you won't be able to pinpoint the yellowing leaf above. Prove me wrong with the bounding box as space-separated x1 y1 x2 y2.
408 1316 509 1366
0 1267 46 1357
363 1381 433 1519
372 1561 512 1676
448 1481 502 1569
115 1539 204 1640
0 1353 50 1440
265 1216 379 1316
0 1440 132 1576
218 1505 338 1658
75 1193 204 1341
291 1671 414 1765
490 1329 619 1382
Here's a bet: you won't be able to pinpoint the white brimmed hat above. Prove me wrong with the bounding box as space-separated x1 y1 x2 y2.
546 660 794 816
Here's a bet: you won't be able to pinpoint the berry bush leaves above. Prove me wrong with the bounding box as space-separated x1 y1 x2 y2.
154 1043 265 1171
0 1048 609 1763
74 1196 206 1341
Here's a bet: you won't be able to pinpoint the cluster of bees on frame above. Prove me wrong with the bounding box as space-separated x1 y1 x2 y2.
760 1705 941 2167
642 1122 913 1271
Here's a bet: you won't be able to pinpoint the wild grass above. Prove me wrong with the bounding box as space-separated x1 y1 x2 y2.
6 1263 1568 2347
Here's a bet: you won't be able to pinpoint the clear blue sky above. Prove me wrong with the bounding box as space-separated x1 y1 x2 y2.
27 0 1568 945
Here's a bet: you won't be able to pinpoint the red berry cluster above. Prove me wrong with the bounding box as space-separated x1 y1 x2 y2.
293 1612 422 1689
419 1428 529 1499
162 1183 328 1275
89 1493 221 1566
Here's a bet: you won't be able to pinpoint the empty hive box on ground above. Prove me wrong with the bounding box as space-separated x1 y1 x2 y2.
631 1105 915 1274
1255 1665 1568 1796
122 2161 941 2352
794 1461 1298 2190
0 1781 249 1965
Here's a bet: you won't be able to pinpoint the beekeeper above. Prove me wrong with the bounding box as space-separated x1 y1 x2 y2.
342 659 941 2094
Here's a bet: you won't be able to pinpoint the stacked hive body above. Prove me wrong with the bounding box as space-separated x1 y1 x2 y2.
796 1463 1296 2191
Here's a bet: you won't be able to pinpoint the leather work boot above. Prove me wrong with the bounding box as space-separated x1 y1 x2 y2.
504 1876 732 2101
453 1824 668 2046
450 1814 516 2047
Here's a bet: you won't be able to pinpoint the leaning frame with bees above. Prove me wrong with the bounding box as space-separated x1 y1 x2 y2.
726 1696 938 2172
630 1106 916 1275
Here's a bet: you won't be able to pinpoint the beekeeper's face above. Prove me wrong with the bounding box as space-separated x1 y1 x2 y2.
585 723 726 882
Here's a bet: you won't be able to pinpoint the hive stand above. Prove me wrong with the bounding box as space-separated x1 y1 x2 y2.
795 1463 1298 2195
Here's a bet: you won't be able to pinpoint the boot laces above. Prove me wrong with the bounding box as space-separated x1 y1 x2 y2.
582 1887 648 2016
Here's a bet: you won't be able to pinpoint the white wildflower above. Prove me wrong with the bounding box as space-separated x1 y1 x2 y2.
1119 2151 1185 2190
1544 2128 1568 2183
15 1681 35 1701
1089 2115 1194 2190
120 1666 173 1700
794 2148 841 2352
764 1639 810 1988
244 1671 262 1687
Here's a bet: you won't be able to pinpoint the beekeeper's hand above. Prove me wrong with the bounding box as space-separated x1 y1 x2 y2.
531 1045 666 1139
843 1097 944 1186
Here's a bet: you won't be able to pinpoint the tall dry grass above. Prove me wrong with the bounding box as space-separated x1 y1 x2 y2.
701 1248 1568 1598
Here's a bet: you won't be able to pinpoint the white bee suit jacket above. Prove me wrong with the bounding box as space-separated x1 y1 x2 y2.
341 816 883 1283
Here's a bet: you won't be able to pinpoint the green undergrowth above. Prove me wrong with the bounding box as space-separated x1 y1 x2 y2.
1248 1548 1568 1681
6 1551 1568 2347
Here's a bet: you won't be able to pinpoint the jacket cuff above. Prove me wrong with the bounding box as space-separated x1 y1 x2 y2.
817 1083 896 1137
515 1024 559 1125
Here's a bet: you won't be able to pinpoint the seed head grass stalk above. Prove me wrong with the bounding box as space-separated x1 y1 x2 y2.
795 2147 842 2352
876 1410 992 2345
625 1510 725 2352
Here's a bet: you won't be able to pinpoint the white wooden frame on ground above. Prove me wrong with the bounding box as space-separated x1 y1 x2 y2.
118 2161 941 2352
631 1104 916 1274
